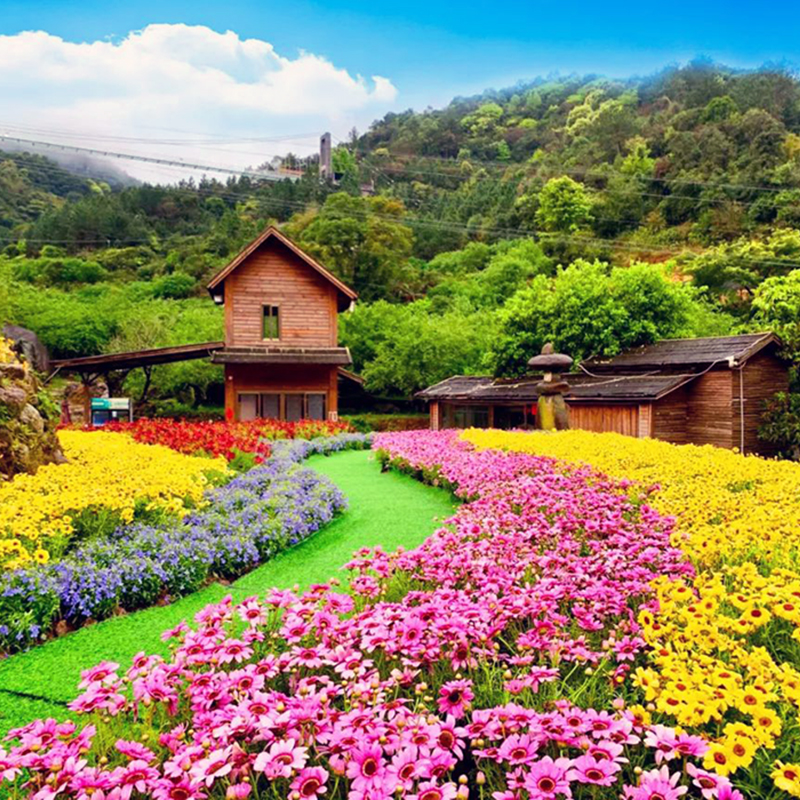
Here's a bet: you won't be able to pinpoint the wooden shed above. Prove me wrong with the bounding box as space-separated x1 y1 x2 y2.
207 226 357 422
418 333 789 455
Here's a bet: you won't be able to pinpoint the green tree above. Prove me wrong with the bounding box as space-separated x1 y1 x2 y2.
752 269 800 364
686 229 800 313
361 304 497 396
285 193 413 301
534 177 593 233
339 301 411 372
487 260 719 376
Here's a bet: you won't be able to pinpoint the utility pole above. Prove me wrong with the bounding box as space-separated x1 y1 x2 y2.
319 132 332 181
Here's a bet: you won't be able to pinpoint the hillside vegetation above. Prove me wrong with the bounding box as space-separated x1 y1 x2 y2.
3 61 800 441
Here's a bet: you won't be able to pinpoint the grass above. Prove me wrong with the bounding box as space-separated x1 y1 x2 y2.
0 449 455 734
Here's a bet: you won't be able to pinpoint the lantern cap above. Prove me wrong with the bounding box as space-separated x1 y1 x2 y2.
528 343 572 371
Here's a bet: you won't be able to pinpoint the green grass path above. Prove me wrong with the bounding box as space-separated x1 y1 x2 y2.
0 450 455 734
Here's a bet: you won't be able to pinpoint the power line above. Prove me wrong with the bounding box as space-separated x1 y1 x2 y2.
369 151 800 195
6 149 800 273
3 127 789 232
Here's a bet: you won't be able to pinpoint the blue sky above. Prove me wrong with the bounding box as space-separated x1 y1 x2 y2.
0 0 797 182
3 0 798 109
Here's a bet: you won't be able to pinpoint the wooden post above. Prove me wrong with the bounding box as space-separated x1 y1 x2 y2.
637 404 653 438
327 366 338 421
224 365 236 422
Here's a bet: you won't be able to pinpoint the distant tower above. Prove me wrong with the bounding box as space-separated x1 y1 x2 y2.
320 132 332 181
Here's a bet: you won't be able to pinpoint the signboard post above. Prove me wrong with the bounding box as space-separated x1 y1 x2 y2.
90 397 133 426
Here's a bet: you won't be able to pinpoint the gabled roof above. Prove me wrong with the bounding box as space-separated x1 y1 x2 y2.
582 333 782 373
207 226 357 311
417 373 698 404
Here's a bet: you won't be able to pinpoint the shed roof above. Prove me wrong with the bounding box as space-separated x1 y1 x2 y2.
210 346 352 366
417 372 696 404
207 226 357 311
582 333 781 373
51 342 224 376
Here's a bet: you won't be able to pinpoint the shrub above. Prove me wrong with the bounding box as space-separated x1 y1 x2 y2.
759 391 800 459
151 271 196 299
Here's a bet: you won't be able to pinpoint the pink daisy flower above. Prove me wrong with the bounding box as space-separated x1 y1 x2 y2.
498 734 539 765
625 766 687 800
437 679 474 718
686 764 729 800
387 749 419 791
523 757 573 799
290 767 329 799
644 725 679 763
152 778 206 800
116 740 156 763
410 780 459 800
346 744 386 791
253 739 308 780
569 754 619 786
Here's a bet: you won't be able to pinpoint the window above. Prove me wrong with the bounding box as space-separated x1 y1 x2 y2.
237 392 327 421
238 393 258 421
494 406 527 430
443 404 489 429
285 394 304 422
260 393 280 418
307 394 326 421
262 305 280 340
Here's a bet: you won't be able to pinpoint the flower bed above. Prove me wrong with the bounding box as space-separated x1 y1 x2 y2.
0 433 370 653
0 430 752 800
462 428 800 792
0 430 229 572
101 418 353 462
461 428 800 568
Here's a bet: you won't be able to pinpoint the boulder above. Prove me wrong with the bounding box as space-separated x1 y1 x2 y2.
0 384 27 410
0 337 65 481
2 325 50 374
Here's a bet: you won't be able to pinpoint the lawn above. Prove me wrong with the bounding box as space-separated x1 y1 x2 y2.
0 449 456 735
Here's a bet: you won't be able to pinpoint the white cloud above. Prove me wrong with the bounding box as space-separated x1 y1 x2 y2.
0 24 398 181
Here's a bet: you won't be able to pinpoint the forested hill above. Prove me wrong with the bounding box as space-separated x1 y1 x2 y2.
3 61 800 438
352 62 800 254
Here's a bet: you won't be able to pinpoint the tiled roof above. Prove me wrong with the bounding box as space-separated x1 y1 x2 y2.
417 373 697 403
581 333 779 372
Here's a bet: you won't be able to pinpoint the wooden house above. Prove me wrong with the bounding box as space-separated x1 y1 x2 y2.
207 226 357 422
418 333 790 454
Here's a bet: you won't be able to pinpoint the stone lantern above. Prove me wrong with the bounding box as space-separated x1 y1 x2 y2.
527 343 572 431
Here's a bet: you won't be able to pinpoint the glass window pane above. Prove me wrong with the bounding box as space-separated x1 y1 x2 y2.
263 306 280 339
260 393 280 419
451 405 488 429
238 393 258 421
286 394 303 422
494 406 525 430
307 393 326 421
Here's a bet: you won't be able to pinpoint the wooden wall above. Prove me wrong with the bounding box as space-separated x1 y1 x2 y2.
224 238 337 348
737 350 790 455
425 349 789 451
430 401 440 431
568 404 640 436
652 386 689 444
683 371 733 449
225 363 339 421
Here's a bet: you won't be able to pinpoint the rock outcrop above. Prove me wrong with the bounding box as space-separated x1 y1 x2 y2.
0 337 65 481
